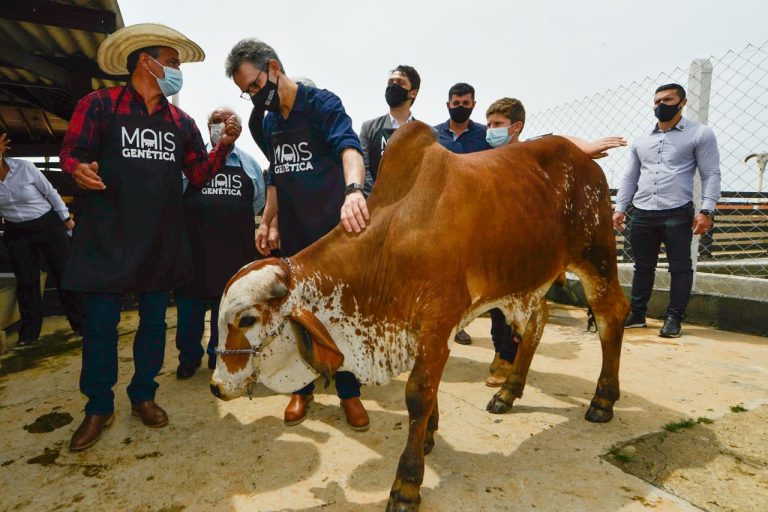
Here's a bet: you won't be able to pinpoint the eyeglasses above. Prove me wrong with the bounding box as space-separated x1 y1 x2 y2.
240 68 266 100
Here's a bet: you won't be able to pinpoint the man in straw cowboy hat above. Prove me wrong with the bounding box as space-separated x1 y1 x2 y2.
59 23 242 451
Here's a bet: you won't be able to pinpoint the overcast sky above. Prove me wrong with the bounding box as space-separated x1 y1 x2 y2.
120 0 768 168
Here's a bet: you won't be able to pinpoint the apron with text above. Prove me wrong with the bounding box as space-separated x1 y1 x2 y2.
63 87 190 293
178 162 256 297
270 115 345 257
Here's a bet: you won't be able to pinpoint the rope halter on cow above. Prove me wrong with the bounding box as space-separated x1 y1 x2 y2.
214 257 299 398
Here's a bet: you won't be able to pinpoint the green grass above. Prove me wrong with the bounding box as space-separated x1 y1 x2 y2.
730 405 748 413
663 419 697 432
697 416 714 424
611 450 633 463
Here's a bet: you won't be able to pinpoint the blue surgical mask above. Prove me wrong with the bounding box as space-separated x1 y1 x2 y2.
486 126 512 148
150 57 183 97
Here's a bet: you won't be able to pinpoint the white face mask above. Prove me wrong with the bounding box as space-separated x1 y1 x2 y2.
209 123 224 145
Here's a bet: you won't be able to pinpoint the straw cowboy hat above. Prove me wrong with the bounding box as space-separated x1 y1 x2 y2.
97 23 205 75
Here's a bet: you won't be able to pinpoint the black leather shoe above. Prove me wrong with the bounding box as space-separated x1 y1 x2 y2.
659 316 682 338
624 311 647 329
14 337 38 348
176 360 201 380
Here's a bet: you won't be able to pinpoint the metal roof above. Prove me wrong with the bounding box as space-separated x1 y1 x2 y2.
0 1 126 157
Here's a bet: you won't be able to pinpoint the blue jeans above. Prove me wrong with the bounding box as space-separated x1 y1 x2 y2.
295 371 361 399
629 203 694 320
175 294 220 365
489 308 518 363
80 291 169 415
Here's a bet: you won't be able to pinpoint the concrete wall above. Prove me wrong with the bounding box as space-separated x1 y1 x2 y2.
548 270 768 337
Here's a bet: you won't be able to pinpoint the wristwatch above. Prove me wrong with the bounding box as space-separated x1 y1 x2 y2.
345 182 364 195
699 209 715 220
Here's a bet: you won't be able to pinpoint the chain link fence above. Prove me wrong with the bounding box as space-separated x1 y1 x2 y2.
526 41 768 300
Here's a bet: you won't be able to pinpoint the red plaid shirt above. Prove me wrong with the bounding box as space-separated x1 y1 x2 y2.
60 85 229 186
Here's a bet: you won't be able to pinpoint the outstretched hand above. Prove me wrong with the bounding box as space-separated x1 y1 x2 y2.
74 161 105 190
586 136 627 159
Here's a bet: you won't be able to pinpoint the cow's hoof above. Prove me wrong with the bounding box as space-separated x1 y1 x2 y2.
424 435 435 456
386 492 420 512
585 401 614 423
486 393 513 414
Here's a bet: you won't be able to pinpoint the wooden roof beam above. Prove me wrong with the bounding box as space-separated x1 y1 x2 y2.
3 1 116 34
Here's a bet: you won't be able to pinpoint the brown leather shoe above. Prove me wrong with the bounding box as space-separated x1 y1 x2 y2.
284 393 313 426
131 400 169 428
341 397 370 431
69 413 115 451
485 359 514 387
489 352 502 374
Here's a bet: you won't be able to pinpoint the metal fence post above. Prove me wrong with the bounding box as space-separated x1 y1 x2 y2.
686 58 713 290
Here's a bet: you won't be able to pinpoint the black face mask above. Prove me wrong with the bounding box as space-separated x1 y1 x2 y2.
385 84 410 108
448 105 473 124
654 101 681 122
251 70 281 113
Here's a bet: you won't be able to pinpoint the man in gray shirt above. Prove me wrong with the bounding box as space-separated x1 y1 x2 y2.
613 83 721 338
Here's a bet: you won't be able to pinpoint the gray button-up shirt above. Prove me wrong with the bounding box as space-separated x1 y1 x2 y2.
0 158 70 223
615 116 721 213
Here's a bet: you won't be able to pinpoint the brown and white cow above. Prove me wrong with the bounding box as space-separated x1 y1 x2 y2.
210 121 629 512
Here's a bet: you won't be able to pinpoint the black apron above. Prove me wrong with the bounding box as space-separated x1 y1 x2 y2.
368 126 395 184
178 161 256 297
63 87 190 293
270 116 345 257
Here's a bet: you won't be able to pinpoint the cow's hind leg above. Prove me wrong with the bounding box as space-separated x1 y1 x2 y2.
571 262 629 423
424 397 438 456
487 298 547 414
387 336 449 512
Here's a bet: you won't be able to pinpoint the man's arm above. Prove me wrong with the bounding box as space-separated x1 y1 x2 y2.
314 92 369 233
255 186 278 256
29 162 70 221
181 115 240 187
692 127 721 234
612 142 641 230
562 135 627 159
340 147 368 233
59 92 107 190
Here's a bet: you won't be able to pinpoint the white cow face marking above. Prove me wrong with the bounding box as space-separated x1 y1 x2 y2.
210 261 291 400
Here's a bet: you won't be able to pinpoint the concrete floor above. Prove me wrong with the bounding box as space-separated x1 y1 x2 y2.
0 304 766 511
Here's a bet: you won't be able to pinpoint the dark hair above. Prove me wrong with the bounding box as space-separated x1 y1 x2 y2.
486 97 526 128
225 38 285 78
448 83 475 100
655 83 686 101
392 65 421 91
127 46 162 74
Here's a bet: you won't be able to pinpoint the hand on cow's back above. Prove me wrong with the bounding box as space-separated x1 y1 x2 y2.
340 191 369 234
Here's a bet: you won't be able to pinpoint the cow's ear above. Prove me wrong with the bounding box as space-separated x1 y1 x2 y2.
289 307 344 388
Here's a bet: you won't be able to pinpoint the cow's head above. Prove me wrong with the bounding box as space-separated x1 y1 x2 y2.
210 258 345 400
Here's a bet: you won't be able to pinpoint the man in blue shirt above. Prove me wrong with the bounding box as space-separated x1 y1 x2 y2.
434 82 490 344
434 82 490 155
225 37 370 431
614 83 721 338
175 107 265 380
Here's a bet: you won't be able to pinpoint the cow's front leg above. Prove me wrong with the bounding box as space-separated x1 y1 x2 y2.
487 299 547 414
387 347 448 512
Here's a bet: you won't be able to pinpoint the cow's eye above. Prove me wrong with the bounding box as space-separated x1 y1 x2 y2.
238 316 258 328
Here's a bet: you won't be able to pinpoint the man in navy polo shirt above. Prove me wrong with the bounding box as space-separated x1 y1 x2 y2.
434 82 490 155
434 82 490 343
225 37 370 431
